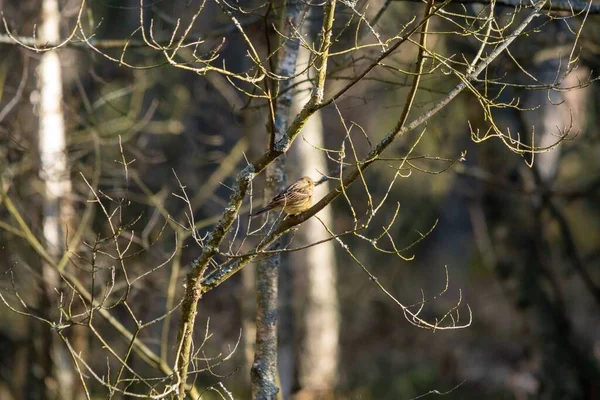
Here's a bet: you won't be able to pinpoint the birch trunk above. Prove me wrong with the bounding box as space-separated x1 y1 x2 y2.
36 0 74 398
282 13 340 398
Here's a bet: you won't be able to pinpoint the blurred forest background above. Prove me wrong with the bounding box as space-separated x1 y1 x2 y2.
0 0 599 399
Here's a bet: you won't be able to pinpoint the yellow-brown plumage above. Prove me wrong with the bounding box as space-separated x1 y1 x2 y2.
251 176 315 216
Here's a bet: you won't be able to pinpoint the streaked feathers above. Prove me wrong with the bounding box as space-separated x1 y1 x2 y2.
251 176 315 216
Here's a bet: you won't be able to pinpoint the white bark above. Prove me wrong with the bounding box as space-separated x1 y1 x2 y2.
286 35 340 398
39 0 71 258
37 0 74 398
522 62 589 184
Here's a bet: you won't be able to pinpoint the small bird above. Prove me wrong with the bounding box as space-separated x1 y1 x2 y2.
251 176 315 216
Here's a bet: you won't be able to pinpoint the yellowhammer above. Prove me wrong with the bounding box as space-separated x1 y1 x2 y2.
251 176 315 216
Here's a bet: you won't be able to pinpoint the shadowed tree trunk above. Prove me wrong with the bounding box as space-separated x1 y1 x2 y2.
252 160 285 399
242 105 264 387
473 23 600 398
520 59 598 399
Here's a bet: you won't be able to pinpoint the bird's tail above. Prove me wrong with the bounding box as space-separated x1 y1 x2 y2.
250 206 271 216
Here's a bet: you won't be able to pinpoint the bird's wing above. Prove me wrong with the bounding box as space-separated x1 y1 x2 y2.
270 181 311 204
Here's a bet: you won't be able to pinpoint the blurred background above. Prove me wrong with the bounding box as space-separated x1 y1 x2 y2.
0 0 599 399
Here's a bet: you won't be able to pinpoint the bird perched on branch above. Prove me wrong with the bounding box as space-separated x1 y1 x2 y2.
251 176 315 216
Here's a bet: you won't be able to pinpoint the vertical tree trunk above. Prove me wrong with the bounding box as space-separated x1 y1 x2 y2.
292 142 340 399
35 0 74 399
252 159 285 400
280 9 340 398
251 0 304 398
242 102 267 387
520 60 597 400
474 35 599 398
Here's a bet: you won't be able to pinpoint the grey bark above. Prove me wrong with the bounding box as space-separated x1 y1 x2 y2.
251 0 304 398
252 161 285 400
